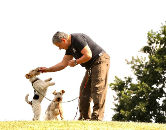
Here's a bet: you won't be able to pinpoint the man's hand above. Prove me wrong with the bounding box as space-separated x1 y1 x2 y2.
68 60 76 67
40 67 48 73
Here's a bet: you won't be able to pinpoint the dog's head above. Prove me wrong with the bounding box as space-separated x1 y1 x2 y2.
25 67 41 79
53 90 65 102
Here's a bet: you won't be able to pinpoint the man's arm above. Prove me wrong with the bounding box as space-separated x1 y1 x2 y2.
40 55 73 72
68 45 92 67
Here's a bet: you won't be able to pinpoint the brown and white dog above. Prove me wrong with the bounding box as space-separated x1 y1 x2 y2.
45 90 65 120
25 67 55 120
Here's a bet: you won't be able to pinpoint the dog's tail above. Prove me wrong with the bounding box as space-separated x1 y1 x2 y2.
25 94 32 106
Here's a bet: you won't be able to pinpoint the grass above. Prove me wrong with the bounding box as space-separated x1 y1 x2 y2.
0 120 166 130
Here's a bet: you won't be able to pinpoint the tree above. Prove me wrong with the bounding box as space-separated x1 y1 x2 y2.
110 22 166 123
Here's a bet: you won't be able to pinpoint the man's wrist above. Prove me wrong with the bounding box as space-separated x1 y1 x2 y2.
46 67 51 72
75 60 78 65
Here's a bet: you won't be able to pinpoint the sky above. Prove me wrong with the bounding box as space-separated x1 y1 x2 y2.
0 0 166 121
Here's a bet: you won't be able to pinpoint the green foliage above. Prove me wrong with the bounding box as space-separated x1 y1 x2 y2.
110 22 166 123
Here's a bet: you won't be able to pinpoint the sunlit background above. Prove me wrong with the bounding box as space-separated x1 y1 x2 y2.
0 0 165 121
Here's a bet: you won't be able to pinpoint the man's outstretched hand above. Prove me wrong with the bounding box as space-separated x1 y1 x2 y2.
40 67 48 73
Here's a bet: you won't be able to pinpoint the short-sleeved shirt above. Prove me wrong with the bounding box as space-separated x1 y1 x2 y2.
65 33 104 69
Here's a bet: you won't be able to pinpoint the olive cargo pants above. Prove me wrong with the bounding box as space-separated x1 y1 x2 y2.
79 52 110 121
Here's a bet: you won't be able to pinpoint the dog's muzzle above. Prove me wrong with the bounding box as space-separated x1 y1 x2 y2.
56 97 61 102
37 67 41 72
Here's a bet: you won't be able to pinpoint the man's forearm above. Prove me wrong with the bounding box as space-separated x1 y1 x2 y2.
76 54 92 65
47 62 66 72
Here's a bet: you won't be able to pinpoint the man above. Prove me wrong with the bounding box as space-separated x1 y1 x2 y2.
40 31 110 121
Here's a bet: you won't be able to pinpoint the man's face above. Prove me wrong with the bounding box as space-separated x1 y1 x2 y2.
54 39 67 50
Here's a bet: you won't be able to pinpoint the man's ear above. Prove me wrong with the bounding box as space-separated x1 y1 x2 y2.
61 38 66 43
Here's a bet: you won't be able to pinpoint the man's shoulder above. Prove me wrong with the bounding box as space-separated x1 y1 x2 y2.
71 33 83 44
71 33 82 38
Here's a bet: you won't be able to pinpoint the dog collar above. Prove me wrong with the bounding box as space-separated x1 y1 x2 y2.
31 78 40 86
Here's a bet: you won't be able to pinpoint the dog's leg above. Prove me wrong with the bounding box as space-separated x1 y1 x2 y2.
44 78 52 82
45 104 51 120
45 111 49 120
41 82 55 90
50 102 55 111
60 111 64 120
46 82 55 88
32 102 41 120
59 105 64 120
54 116 59 120
50 111 55 120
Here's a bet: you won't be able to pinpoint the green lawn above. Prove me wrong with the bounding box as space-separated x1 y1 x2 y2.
0 120 166 130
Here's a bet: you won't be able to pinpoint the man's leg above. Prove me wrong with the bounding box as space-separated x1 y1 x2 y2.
78 71 92 120
91 53 110 121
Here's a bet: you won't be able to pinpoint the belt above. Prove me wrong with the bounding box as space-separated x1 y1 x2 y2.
98 50 105 57
86 50 105 70
94 51 105 62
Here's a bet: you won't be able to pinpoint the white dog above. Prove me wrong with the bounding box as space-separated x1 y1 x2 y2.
45 90 65 120
25 67 55 120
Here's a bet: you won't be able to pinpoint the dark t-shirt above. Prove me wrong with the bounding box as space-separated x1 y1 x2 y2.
65 33 104 69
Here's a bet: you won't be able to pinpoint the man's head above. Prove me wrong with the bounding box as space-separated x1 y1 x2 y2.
52 31 71 50
52 31 68 43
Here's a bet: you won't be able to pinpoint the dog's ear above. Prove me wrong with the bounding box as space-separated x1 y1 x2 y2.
25 74 30 79
61 90 65 94
52 90 56 95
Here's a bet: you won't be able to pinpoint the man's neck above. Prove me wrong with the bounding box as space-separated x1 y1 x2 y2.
67 35 71 46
